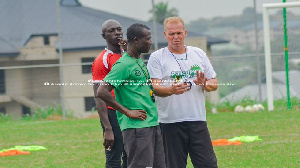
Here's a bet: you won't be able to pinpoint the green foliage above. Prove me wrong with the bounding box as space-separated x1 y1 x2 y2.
262 97 300 110
242 7 255 16
22 113 34 121
149 2 179 24
31 106 55 119
271 10 299 21
206 96 259 113
0 113 11 122
89 107 98 114
188 18 210 32
206 96 300 113
20 104 74 120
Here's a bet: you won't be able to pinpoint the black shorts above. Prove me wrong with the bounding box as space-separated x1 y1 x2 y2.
160 121 217 168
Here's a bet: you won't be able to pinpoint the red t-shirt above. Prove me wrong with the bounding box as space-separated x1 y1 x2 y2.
92 48 122 110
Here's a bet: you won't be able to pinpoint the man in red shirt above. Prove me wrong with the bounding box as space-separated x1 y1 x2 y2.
92 20 127 168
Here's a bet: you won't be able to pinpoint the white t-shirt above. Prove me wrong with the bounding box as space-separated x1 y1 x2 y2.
147 46 217 123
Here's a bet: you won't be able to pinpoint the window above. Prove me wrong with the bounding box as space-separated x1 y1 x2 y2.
81 57 94 74
0 107 6 114
22 106 31 116
0 70 5 94
44 36 50 45
84 97 96 111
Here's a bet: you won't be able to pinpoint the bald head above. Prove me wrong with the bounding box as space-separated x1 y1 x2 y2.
102 20 121 34
101 19 123 47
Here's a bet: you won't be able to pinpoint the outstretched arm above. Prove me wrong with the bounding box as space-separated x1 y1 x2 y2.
193 71 218 92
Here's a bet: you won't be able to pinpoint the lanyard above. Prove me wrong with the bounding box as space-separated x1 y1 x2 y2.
131 57 150 83
168 48 188 72
130 56 155 102
168 47 192 89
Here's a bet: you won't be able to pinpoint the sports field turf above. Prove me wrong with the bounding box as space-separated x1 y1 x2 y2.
0 109 299 167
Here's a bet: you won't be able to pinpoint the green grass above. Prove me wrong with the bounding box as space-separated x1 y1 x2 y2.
0 109 299 167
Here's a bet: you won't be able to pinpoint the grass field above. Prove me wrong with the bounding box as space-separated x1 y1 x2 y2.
0 109 299 168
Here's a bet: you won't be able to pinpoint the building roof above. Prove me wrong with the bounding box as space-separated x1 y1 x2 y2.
0 0 227 55
0 37 19 56
211 42 245 51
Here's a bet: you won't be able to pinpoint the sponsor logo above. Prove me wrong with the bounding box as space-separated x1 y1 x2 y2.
134 70 141 76
171 65 202 81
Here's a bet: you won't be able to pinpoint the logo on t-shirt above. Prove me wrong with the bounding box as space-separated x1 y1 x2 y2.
171 64 202 81
134 70 141 76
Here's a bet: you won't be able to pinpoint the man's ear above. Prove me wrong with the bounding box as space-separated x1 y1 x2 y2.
101 32 106 39
133 37 138 43
163 31 167 39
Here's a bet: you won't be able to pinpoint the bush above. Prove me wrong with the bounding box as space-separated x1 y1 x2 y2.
206 96 259 113
206 96 300 113
262 97 300 110
22 113 33 121
0 113 11 122
21 104 74 120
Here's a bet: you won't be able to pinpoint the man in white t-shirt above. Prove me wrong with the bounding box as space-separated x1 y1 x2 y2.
147 17 218 168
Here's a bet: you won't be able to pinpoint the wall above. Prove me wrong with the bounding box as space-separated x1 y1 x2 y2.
62 49 99 118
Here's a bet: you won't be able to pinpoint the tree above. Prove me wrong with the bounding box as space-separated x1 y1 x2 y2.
149 2 179 24
242 7 255 16
188 18 209 33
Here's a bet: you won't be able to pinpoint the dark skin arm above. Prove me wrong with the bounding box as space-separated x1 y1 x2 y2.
93 83 114 150
97 82 148 120
94 39 127 150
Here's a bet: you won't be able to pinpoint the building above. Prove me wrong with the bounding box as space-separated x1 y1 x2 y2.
0 0 227 118
224 20 300 50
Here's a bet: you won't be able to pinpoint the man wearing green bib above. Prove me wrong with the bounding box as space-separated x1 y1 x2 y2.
97 23 166 168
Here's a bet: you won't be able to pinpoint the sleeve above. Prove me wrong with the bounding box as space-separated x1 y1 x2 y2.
91 61 96 80
104 61 129 88
108 54 121 71
203 52 217 80
147 53 162 79
91 57 106 83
